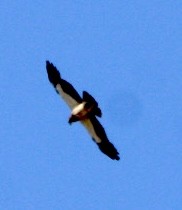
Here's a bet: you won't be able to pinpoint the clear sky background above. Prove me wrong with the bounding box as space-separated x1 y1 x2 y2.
0 1 182 210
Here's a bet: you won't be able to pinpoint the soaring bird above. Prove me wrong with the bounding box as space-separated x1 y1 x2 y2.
46 61 120 160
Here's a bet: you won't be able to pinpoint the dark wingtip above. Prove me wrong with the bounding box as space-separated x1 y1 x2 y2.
97 141 120 161
46 60 61 87
115 155 120 161
46 60 52 68
112 153 120 161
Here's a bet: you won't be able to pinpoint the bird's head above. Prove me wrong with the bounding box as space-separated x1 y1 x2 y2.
68 115 79 125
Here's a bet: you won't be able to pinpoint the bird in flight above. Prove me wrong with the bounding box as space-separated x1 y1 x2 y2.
46 61 120 160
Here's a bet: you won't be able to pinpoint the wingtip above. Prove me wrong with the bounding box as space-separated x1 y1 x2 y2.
46 60 54 69
110 152 120 161
46 60 50 66
97 141 120 161
46 60 61 87
115 155 120 161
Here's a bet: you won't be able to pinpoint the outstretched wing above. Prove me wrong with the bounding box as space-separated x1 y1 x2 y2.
81 117 120 160
46 61 82 109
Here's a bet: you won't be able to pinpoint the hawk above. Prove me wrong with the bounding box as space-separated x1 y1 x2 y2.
46 61 120 160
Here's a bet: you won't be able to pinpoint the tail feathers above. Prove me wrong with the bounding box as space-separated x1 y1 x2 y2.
83 91 98 106
46 61 61 87
97 141 120 160
94 107 102 117
83 91 102 117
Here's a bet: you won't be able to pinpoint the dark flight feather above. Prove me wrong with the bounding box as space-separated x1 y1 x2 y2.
90 117 120 160
46 61 82 104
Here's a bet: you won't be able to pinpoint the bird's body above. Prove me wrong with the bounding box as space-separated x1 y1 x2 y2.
46 61 120 160
72 102 87 117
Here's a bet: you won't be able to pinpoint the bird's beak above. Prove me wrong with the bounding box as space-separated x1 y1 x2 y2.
68 118 72 125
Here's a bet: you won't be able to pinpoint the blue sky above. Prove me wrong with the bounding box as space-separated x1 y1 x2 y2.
0 1 182 209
